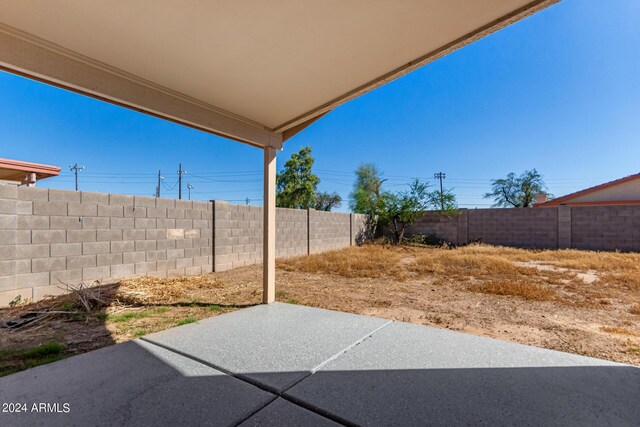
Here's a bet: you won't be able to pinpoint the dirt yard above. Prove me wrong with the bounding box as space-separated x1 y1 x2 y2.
1 243 639 376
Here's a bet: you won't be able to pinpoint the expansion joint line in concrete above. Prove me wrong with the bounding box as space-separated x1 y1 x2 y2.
286 319 394 391
139 320 393 427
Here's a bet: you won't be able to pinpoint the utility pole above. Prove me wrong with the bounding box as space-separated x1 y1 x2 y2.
434 172 446 211
69 163 84 191
155 170 164 198
177 163 187 200
187 183 193 200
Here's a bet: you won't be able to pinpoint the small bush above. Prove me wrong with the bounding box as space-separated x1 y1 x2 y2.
403 234 451 247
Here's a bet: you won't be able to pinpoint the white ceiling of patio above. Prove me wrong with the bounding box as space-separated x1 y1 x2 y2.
0 0 557 146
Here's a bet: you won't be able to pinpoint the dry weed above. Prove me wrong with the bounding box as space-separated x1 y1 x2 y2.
410 252 526 277
457 243 640 275
600 326 640 337
277 245 409 280
118 275 225 305
468 279 556 301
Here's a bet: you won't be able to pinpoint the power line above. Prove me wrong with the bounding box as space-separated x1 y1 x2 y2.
161 180 178 191
69 163 84 191
434 172 446 210
177 163 186 200
155 170 164 198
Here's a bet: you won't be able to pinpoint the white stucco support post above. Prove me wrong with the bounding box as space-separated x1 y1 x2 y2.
263 146 276 304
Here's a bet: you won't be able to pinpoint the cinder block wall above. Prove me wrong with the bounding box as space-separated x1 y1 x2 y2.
212 201 360 271
405 211 460 244
572 205 640 251
351 213 369 245
309 209 351 254
0 189 366 305
8 185 636 306
468 208 558 249
212 202 309 271
0 186 212 306
407 205 640 251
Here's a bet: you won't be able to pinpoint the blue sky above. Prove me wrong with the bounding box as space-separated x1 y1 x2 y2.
1 0 639 210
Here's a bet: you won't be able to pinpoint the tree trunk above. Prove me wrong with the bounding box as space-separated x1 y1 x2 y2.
398 224 406 244
391 218 401 245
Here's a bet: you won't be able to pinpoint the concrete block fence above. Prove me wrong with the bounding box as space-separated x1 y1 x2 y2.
406 205 640 251
0 187 367 306
0 186 213 306
212 201 368 271
5 184 636 306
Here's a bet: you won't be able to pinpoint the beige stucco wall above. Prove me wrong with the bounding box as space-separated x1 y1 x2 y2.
569 178 640 203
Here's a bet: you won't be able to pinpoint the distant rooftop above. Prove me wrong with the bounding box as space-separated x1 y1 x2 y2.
535 172 640 207
0 158 61 183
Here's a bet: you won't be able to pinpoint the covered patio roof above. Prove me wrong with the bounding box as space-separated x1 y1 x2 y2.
0 0 559 302
0 0 558 148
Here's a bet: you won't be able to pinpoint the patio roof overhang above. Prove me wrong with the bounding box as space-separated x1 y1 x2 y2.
0 0 558 302
0 0 558 148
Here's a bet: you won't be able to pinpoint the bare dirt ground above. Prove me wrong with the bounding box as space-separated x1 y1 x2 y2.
1 243 639 375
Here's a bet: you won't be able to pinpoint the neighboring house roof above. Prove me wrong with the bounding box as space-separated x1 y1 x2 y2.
535 173 640 207
0 158 61 182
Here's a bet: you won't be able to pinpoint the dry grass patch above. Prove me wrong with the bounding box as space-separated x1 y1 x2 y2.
476 245 640 289
278 245 409 280
468 279 556 301
410 251 531 278
600 326 640 337
117 275 228 305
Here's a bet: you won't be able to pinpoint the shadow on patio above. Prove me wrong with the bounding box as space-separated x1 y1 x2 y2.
1 303 638 426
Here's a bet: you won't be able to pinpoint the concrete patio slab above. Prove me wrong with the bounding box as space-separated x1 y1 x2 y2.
1 303 638 426
239 397 340 427
142 302 390 392
0 339 275 427
286 321 640 426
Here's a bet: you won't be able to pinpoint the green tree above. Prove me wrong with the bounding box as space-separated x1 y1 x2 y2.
276 146 320 209
349 163 386 238
349 163 385 214
428 187 458 212
484 169 548 208
379 179 431 244
312 192 342 211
